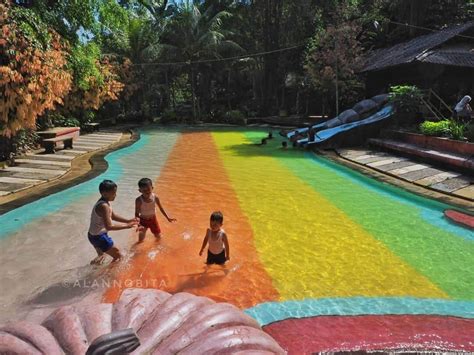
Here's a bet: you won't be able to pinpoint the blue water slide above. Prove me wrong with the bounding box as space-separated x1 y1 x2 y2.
286 123 322 139
297 105 394 146
287 94 390 140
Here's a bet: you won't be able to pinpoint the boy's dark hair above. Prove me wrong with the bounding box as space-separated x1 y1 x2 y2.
99 180 117 193
210 211 224 224
138 178 153 188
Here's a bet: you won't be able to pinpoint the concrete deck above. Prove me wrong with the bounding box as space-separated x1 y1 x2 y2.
338 148 474 201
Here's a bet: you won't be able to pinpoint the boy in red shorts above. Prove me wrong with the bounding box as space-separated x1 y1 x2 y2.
135 178 176 242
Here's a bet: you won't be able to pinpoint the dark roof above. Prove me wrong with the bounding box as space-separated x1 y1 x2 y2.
419 46 474 68
362 21 474 72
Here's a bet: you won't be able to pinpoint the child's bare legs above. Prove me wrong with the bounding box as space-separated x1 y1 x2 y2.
138 229 147 243
90 247 106 265
105 247 122 262
153 232 161 239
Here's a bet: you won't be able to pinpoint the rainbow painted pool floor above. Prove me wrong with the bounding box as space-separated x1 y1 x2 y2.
1 127 473 353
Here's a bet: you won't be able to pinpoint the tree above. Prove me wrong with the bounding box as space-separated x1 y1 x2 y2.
0 2 72 136
305 3 365 117
159 0 242 119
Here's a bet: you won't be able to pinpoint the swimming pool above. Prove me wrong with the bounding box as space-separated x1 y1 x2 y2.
0 127 473 352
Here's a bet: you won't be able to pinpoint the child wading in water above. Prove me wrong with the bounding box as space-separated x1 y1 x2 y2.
199 211 230 265
88 180 138 264
135 178 176 242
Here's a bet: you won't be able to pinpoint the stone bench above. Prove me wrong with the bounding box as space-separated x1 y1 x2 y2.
37 127 80 154
42 132 77 154
37 127 80 140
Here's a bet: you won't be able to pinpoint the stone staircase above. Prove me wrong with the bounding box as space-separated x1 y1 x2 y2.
369 130 474 172
0 131 123 196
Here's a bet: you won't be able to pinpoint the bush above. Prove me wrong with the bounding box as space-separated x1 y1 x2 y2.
12 129 40 156
83 110 96 123
224 110 246 125
419 119 466 140
160 109 178 124
465 123 474 142
48 113 81 128
419 120 450 136
448 120 465 141
389 85 423 114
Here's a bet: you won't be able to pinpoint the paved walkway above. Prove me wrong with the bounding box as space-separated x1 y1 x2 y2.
337 148 474 201
0 131 122 196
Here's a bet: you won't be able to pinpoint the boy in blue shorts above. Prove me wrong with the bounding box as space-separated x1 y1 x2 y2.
88 180 138 264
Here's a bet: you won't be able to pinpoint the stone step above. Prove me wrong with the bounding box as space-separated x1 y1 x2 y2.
77 136 120 142
57 149 91 155
12 163 67 171
0 181 32 192
26 153 75 161
4 166 66 175
14 159 71 167
73 141 107 147
0 176 43 184
369 138 474 171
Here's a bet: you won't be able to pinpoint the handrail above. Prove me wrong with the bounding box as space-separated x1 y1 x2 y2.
427 99 445 119
419 88 452 120
429 88 453 114
420 97 442 120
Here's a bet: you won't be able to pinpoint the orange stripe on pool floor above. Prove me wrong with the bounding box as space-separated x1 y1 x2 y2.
103 131 279 308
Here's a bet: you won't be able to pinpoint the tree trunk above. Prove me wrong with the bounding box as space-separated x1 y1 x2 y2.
261 0 283 116
227 68 232 110
190 67 197 120
165 70 170 110
296 90 300 115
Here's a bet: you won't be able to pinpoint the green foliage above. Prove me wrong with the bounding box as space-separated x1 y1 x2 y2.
83 110 96 123
389 85 423 114
419 119 466 140
12 129 40 155
304 3 365 114
419 120 450 136
49 113 81 128
9 0 472 125
448 120 466 141
69 43 103 91
99 0 130 35
224 110 246 125
11 6 52 49
29 0 100 43
160 109 178 124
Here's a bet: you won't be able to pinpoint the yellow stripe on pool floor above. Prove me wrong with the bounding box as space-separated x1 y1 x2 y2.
213 131 448 300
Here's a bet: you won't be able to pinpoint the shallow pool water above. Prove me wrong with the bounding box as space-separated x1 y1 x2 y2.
0 127 472 352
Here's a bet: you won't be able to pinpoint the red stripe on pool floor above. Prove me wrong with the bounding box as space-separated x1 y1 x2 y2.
103 131 279 308
263 315 474 353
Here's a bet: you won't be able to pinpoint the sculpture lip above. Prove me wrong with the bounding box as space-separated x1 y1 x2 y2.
0 288 285 355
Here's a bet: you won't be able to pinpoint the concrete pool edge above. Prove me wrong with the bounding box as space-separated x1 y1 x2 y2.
321 150 474 213
0 128 139 215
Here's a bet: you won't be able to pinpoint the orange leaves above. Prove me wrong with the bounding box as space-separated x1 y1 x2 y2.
0 3 72 137
0 2 130 136
63 57 125 112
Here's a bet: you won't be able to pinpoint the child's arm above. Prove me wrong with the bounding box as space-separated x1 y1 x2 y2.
135 198 141 219
199 231 209 256
111 211 137 224
98 204 136 231
223 233 230 260
155 197 177 222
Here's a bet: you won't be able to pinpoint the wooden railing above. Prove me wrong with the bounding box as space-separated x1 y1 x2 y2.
420 89 453 120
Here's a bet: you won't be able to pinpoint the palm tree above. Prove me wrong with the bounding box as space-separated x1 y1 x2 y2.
160 0 243 119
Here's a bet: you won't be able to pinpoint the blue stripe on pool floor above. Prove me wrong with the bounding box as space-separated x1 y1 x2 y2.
245 297 474 326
